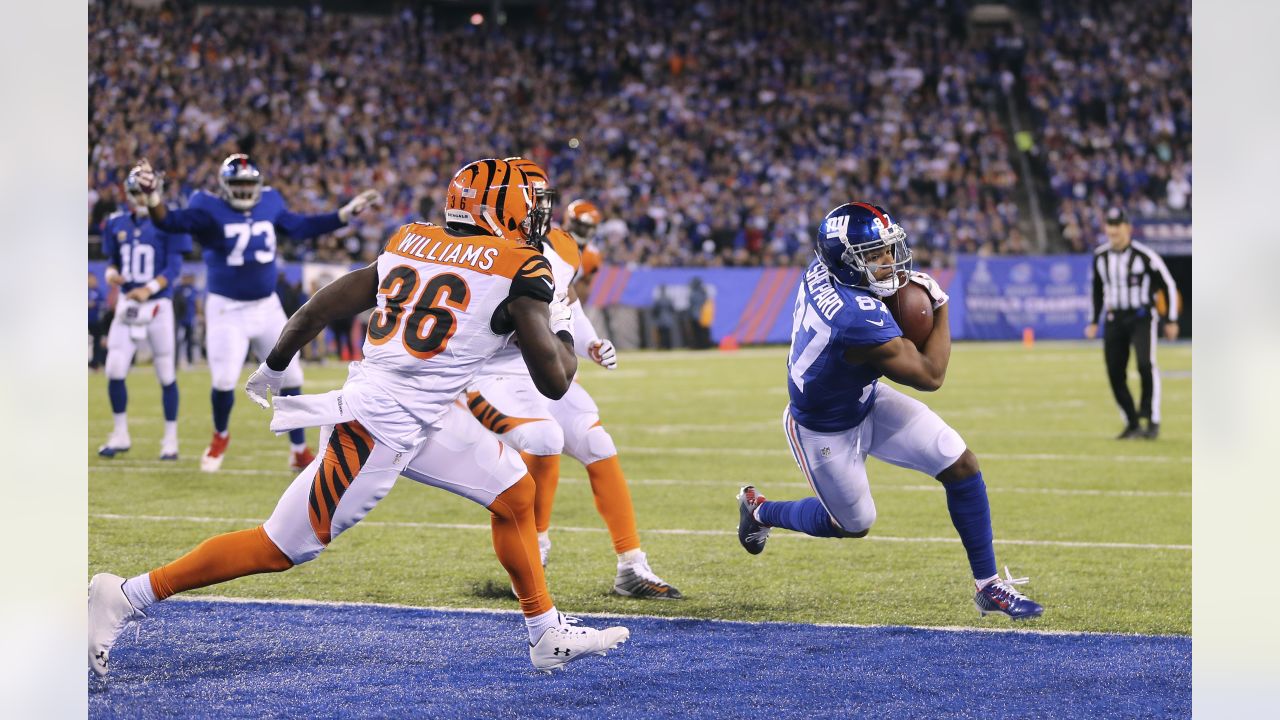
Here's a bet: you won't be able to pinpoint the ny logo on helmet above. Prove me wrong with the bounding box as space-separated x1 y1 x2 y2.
825 215 850 241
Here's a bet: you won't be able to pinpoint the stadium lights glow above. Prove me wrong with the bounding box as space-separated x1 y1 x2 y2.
470 13 484 26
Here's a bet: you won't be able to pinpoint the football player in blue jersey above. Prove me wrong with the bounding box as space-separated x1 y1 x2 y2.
131 156 381 472
736 202 1044 620
97 168 194 460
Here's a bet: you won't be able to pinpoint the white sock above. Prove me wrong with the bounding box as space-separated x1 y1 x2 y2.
525 606 560 645
113 413 128 436
122 573 158 611
163 421 178 442
617 548 644 565
976 574 999 591
215 430 229 439
290 442 307 453
536 531 550 544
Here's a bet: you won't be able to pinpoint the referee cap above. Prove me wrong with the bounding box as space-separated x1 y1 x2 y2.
1104 207 1129 225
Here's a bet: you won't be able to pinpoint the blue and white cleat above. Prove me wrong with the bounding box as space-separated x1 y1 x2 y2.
159 437 179 461
97 432 131 458
736 485 771 555
975 567 1044 620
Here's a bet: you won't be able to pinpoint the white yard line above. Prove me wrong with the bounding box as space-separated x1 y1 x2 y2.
616 445 1190 464
89 465 1189 498
170 594 1187 639
90 512 1189 551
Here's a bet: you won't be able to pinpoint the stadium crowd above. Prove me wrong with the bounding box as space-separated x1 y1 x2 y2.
1023 0 1191 252
89 0 1188 266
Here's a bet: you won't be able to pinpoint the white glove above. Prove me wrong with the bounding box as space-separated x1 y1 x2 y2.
588 339 617 370
909 271 949 310
245 362 285 409
338 189 384 223
132 159 165 208
547 294 573 336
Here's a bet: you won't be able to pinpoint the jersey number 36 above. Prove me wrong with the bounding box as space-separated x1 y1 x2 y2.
368 266 471 360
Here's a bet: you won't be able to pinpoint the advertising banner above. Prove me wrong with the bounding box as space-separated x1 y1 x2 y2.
955 254 1094 340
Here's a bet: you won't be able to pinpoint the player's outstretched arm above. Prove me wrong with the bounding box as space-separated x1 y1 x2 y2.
846 303 952 391
510 295 578 400
263 264 379 372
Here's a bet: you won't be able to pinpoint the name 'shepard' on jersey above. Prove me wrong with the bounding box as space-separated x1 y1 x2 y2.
786 258 902 432
102 211 193 299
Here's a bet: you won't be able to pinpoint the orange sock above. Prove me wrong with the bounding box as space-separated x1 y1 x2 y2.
586 455 640 554
489 474 554 616
521 452 561 534
149 525 292 601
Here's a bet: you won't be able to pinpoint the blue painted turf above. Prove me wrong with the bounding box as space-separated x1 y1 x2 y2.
89 599 1189 719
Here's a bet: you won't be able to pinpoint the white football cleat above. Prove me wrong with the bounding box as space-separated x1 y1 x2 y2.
97 431 131 458
88 573 145 678
538 533 551 567
159 436 179 461
613 550 683 600
529 616 629 672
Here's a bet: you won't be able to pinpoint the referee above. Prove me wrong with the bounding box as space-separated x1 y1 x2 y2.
1085 207 1181 439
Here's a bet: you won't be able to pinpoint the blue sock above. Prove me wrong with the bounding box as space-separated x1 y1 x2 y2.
161 382 179 422
280 386 306 446
755 497 842 538
211 389 234 434
107 379 128 414
943 472 997 580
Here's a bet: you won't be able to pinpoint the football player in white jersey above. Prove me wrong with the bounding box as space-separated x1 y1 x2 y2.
461 161 680 600
89 159 629 677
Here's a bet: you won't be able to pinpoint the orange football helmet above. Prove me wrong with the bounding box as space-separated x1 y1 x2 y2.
444 158 544 244
505 157 555 242
564 199 602 247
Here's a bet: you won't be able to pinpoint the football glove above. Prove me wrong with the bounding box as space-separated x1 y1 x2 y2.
338 189 384 223
132 159 165 208
548 294 574 336
588 339 617 370
909 271 949 310
245 363 285 409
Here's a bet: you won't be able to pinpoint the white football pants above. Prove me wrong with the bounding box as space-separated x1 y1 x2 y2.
105 297 177 385
205 293 304 391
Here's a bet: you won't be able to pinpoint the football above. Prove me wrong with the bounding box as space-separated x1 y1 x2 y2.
887 281 934 350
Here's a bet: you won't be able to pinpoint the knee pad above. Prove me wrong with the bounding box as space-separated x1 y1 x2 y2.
153 351 177 386
506 420 564 457
564 424 618 466
834 507 876 536
104 349 133 381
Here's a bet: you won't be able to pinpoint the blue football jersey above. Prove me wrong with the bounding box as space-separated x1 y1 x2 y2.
786 258 902 432
101 211 193 300
154 187 342 300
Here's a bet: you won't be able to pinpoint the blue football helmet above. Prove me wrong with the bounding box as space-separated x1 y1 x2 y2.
218 153 263 210
815 202 912 297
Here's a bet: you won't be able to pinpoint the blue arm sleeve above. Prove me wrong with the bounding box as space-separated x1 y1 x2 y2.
101 223 117 264
153 207 218 235
275 209 344 240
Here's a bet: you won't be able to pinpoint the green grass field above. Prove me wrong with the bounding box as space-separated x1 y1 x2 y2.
89 341 1191 635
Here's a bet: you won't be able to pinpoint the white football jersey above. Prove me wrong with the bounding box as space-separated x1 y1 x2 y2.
346 222 554 449
480 228 580 378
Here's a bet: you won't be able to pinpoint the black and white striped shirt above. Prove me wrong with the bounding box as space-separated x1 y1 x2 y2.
1091 240 1180 323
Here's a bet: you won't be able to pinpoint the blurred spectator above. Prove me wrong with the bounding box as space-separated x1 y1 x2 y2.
173 273 202 366
88 272 107 370
1024 0 1191 250
276 272 304 318
89 0 1041 268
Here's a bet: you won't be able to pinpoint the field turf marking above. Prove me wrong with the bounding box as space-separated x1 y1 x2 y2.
91 512 1190 551
88 465 1189 498
617 445 1190 464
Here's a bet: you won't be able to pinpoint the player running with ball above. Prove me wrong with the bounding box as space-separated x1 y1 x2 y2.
736 202 1044 620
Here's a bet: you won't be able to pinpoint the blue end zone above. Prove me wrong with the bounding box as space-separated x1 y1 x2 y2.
90 599 1189 719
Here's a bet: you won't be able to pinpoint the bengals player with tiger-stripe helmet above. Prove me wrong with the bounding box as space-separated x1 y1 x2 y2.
461 159 682 600
88 158 631 677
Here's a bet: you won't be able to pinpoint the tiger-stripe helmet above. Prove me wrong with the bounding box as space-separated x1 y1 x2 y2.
444 158 543 244
564 199 602 247
504 157 555 243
